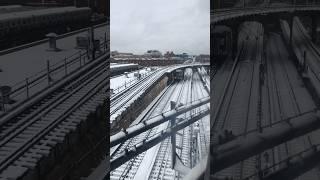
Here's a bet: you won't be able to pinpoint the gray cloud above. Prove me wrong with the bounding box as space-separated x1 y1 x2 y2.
111 0 210 55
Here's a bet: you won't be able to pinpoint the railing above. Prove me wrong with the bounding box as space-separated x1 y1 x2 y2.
111 70 154 95
243 143 320 180
110 107 210 171
110 96 210 147
1 37 108 112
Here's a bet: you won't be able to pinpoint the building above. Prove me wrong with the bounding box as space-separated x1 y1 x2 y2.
144 50 162 58
164 51 175 58
175 53 189 60
111 51 134 57
195 54 210 63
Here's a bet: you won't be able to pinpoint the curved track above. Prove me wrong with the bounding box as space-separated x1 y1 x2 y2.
110 68 210 180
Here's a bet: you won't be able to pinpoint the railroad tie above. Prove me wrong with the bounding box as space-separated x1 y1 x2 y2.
30 148 50 156
14 160 37 169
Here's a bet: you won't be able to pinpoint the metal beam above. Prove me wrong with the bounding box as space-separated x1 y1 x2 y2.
110 109 209 172
183 156 208 180
110 97 210 147
211 110 320 174
261 145 320 180
170 101 177 168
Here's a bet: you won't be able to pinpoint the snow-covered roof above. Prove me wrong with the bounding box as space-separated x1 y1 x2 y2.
110 63 137 69
0 25 107 87
0 6 90 22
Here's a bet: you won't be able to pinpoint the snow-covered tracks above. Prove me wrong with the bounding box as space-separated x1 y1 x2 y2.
110 68 167 123
0 55 108 179
110 68 210 180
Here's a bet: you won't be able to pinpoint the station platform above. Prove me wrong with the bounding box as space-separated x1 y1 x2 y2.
0 24 108 87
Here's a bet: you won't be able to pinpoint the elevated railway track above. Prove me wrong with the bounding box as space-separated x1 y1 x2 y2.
208 6 320 180
0 45 109 179
110 67 210 180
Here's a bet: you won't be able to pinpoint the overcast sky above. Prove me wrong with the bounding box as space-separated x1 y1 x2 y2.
111 0 209 55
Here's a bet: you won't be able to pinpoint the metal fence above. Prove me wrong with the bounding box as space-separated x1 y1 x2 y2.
1 37 108 112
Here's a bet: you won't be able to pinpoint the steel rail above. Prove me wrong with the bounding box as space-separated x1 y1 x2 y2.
211 110 320 173
110 96 209 147
110 109 210 171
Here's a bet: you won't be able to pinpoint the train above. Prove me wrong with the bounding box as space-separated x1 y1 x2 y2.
174 69 184 81
0 6 91 38
212 25 232 65
110 63 140 76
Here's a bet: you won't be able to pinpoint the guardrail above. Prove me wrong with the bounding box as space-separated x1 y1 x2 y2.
0 38 108 113
111 71 154 95
110 107 210 171
110 96 210 147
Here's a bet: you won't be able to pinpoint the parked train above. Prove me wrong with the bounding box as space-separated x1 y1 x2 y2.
110 63 140 76
0 7 91 37
212 26 232 65
174 69 184 81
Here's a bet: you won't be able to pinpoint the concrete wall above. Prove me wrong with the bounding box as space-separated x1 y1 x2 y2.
19 94 108 180
111 75 169 134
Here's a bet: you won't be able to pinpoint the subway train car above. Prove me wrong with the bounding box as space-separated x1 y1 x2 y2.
212 26 232 65
110 63 140 76
0 7 91 38
174 69 184 81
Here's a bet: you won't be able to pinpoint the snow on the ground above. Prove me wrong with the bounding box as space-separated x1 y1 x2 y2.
110 67 157 92
0 25 107 87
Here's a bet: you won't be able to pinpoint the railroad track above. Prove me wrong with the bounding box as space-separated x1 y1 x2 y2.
110 65 200 124
258 25 320 180
293 18 320 147
148 69 194 180
110 68 161 100
211 40 248 140
193 72 210 160
0 55 108 178
110 81 183 179
111 68 197 180
294 17 320 82
254 32 320 179
147 69 210 180
198 67 210 93
280 17 320 89
110 68 170 124
212 22 263 178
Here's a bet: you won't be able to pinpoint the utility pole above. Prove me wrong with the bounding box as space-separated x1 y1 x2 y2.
90 16 97 60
